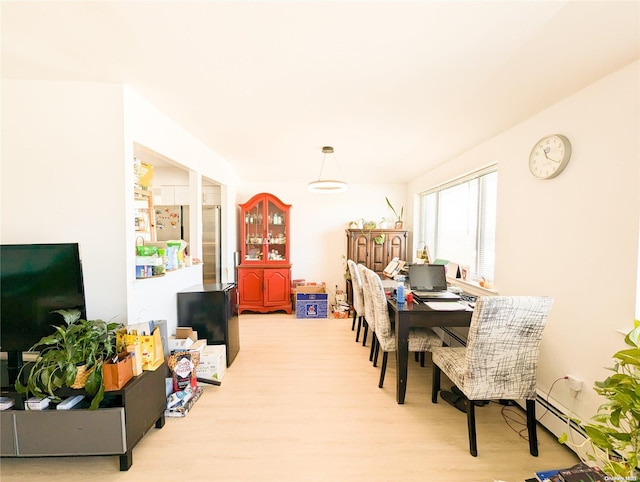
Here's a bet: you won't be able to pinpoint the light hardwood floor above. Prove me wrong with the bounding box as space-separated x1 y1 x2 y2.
0 313 578 481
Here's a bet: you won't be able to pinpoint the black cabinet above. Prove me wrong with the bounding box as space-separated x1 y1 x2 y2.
177 283 240 366
0 363 166 471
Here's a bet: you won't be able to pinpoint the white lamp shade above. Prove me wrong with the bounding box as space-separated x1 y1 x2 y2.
308 179 348 193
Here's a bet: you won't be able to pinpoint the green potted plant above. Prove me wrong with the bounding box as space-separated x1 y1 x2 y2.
385 197 404 229
560 326 640 477
362 220 377 230
15 309 123 410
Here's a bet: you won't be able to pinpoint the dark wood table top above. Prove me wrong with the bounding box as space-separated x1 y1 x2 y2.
387 298 473 327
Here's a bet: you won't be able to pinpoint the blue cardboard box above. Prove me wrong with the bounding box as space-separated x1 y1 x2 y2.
295 286 328 319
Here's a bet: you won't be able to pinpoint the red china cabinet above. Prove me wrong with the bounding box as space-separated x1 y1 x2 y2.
237 193 292 314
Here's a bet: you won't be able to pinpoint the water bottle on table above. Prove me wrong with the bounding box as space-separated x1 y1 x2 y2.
397 281 405 303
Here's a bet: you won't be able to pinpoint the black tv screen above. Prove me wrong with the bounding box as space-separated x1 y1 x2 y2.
1 243 87 354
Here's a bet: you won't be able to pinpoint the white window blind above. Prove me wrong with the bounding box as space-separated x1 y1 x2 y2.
419 166 497 280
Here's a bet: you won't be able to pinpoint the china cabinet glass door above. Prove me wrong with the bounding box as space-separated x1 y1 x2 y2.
266 200 287 262
243 199 264 261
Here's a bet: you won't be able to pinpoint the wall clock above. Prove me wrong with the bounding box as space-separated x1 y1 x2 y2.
528 134 572 179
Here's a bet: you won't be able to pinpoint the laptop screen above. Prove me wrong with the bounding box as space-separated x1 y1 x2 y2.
408 264 447 291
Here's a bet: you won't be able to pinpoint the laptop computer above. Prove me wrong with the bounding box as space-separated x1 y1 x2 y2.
408 264 460 301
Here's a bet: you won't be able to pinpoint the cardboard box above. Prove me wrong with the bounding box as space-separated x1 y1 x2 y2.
188 339 207 354
332 304 350 319
168 327 200 352
195 345 227 382
175 327 198 342
295 285 328 319
168 336 194 351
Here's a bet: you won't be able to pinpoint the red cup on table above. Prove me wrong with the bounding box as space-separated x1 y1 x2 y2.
406 292 414 303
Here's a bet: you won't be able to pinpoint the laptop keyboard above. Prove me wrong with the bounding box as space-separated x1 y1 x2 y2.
418 291 450 297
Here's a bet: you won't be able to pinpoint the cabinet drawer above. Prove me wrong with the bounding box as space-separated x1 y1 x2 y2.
1 412 16 455
14 407 126 456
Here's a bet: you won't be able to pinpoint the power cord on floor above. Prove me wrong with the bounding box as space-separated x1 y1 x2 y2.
537 376 567 422
495 376 567 444
499 403 530 443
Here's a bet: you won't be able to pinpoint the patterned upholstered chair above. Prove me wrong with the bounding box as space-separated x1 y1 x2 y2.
364 268 443 391
356 263 373 347
347 259 366 335
430 296 554 457
358 264 378 362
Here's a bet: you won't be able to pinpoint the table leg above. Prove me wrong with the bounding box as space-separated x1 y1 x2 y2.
395 310 409 404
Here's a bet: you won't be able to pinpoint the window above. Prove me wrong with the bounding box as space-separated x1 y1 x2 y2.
419 166 497 281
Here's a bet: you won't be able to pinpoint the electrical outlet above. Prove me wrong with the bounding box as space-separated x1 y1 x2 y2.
567 375 583 392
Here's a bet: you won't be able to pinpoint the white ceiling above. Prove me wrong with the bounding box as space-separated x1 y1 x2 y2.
2 1 639 185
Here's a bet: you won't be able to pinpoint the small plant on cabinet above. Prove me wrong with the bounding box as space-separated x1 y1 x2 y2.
15 309 123 410
385 197 404 228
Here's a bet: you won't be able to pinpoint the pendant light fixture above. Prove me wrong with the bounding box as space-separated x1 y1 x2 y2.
308 146 348 193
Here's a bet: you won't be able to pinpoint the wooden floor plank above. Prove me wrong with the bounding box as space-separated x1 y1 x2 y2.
0 313 579 481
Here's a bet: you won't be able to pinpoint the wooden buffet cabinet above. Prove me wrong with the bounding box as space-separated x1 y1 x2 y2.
345 228 408 303
237 193 292 314
346 228 408 274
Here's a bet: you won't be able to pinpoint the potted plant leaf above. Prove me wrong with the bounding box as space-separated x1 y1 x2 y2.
374 233 386 245
385 197 404 228
560 326 640 477
15 309 123 410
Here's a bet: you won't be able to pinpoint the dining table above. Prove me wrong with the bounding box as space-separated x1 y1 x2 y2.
387 297 473 404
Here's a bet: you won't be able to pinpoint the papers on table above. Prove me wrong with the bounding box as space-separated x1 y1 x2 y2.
425 301 469 311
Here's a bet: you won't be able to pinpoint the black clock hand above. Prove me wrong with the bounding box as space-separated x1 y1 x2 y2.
541 147 551 159
542 146 560 163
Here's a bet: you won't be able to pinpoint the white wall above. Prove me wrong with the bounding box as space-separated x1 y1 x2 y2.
1 80 129 323
122 88 239 334
123 86 239 290
1 80 240 337
408 61 640 425
238 181 406 300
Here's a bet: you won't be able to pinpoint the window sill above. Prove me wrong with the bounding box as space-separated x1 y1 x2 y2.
448 277 498 297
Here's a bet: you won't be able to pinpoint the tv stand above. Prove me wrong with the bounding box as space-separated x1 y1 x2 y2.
1 363 166 470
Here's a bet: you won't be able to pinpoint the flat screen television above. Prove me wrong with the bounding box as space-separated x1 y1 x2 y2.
1 243 87 386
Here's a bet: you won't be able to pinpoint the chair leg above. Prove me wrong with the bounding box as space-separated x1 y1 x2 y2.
431 364 441 403
355 316 362 342
420 351 425 367
378 352 388 388
467 399 478 457
351 311 357 331
526 399 539 456
414 352 419 362
373 340 380 367
362 322 368 346
369 336 376 361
